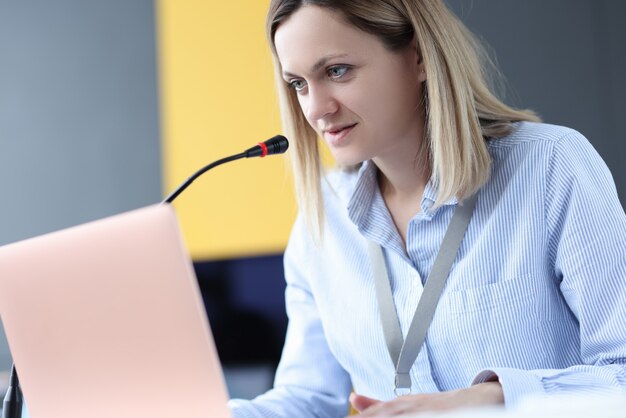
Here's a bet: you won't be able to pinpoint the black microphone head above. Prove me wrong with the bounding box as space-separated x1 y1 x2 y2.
245 135 289 158
264 135 289 155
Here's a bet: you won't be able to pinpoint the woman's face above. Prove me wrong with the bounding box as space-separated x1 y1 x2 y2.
274 5 426 166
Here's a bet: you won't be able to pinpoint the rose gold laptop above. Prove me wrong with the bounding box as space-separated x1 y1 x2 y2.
0 204 232 418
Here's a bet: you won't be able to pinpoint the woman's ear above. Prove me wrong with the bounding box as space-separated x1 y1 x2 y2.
412 36 427 82
418 64 427 82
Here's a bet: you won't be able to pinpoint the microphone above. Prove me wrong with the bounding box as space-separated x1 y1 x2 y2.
243 135 289 158
162 135 289 204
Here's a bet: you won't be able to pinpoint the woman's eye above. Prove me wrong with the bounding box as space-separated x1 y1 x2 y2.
327 65 349 80
288 79 307 92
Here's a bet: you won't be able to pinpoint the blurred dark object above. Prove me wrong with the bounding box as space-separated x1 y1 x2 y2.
194 254 287 368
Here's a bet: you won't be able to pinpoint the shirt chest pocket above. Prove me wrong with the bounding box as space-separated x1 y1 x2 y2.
430 275 575 371
445 275 556 319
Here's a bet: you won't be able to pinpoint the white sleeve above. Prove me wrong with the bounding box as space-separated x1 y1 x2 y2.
230 215 352 418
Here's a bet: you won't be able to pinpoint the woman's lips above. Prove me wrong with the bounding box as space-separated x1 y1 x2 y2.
324 123 357 146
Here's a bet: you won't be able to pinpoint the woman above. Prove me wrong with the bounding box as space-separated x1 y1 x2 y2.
230 0 626 416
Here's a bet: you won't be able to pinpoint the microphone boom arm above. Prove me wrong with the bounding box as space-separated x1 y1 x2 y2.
162 134 288 205
162 152 245 204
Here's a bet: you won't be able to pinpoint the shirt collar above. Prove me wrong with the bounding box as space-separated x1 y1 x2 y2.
346 161 405 254
346 160 378 228
421 179 459 215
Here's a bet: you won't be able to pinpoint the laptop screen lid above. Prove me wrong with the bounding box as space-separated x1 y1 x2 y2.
0 204 231 418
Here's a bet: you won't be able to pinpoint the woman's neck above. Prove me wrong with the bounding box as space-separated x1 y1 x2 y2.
373 141 430 202
373 137 431 247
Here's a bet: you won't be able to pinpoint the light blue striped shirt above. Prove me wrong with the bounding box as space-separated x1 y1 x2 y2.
230 122 626 417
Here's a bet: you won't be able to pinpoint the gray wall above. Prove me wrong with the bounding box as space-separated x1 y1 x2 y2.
0 0 624 374
0 0 161 370
447 0 626 202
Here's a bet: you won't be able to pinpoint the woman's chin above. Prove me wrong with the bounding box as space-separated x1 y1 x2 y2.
329 152 367 168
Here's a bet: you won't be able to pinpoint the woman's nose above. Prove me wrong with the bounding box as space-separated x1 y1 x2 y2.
304 85 339 122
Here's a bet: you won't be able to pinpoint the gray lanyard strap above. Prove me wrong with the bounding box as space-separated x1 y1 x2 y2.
367 194 478 394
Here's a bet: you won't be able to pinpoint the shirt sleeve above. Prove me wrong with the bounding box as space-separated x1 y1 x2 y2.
473 130 626 406
229 215 353 418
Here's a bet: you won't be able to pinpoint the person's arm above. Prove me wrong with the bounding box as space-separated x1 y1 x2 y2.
472 130 626 407
229 215 352 418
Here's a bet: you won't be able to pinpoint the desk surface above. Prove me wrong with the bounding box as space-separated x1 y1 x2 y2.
1 372 624 418
400 394 626 418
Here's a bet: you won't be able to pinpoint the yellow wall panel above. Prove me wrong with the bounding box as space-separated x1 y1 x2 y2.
157 0 297 260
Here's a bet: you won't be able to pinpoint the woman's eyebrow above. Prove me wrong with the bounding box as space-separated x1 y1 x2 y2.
282 53 349 79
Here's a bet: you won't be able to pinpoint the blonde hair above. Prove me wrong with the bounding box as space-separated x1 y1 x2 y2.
267 0 540 235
